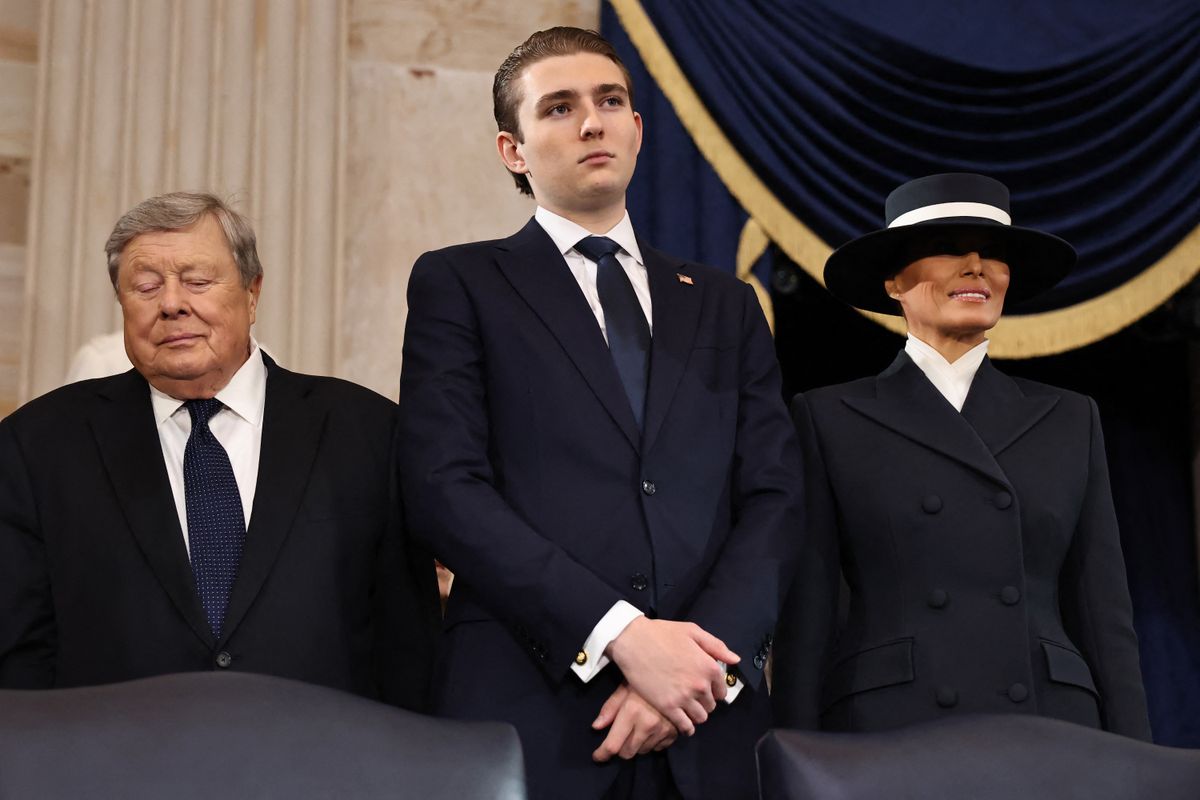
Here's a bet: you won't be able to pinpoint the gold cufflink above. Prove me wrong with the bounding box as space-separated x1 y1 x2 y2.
575 651 588 666
725 672 737 687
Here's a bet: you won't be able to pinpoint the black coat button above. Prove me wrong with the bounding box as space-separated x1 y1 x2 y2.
1000 586 1021 605
921 495 943 514
994 491 1013 509
1008 683 1029 702
927 589 949 609
630 573 649 591
936 686 958 708
641 480 656 496
215 651 233 669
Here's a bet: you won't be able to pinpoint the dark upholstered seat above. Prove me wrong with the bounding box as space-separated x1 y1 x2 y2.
0 671 526 799
758 714 1200 800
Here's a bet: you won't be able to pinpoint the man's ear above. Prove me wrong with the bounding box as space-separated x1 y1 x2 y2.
247 274 263 324
497 131 528 175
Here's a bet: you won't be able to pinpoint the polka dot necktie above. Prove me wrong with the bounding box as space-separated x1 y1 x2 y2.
183 398 246 639
574 236 651 429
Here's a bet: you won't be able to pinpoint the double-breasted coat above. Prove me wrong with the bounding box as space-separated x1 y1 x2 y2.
772 351 1151 739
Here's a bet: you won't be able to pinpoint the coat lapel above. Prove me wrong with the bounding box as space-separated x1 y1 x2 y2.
843 352 1011 487
494 218 641 452
220 360 327 643
961 357 1059 456
641 244 702 453
89 370 213 648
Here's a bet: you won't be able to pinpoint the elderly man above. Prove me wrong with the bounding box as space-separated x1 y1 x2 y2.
0 193 436 710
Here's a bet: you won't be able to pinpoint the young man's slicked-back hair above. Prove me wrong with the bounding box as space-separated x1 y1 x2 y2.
493 27 636 197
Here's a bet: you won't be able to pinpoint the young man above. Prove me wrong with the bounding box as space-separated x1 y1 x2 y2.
398 28 802 799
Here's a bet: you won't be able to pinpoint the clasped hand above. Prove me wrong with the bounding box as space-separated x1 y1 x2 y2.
591 618 739 761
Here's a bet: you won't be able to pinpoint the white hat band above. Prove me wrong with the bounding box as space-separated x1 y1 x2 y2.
888 201 1012 229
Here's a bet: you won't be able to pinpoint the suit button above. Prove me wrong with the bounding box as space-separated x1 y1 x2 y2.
575 650 588 666
1008 683 1029 703
927 589 949 609
630 573 649 591
641 480 656 496
935 687 958 708
921 495 943 514
994 491 1013 509
1000 586 1021 605
215 651 233 669
753 653 766 670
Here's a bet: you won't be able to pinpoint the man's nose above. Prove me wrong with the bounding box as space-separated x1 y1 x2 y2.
580 103 604 138
158 281 187 317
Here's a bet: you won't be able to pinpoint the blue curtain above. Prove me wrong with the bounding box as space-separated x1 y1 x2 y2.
609 0 1200 312
604 0 1200 746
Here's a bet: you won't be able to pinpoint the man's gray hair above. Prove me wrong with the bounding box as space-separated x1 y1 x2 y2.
105 192 263 290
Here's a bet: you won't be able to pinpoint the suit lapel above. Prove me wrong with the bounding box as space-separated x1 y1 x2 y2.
494 218 641 452
642 244 702 453
89 370 213 648
220 361 327 643
843 352 1011 487
961 357 1059 456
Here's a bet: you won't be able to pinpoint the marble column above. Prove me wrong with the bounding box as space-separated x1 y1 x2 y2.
19 0 347 402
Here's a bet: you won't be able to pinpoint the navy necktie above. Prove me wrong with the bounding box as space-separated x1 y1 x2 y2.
183 398 246 639
575 236 651 428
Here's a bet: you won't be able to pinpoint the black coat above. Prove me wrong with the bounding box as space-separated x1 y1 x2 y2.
0 358 438 711
772 352 1151 739
397 219 803 800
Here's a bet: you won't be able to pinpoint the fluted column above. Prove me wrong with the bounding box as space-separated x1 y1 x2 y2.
20 0 347 401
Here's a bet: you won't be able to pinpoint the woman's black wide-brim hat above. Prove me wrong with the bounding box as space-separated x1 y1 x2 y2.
824 173 1077 315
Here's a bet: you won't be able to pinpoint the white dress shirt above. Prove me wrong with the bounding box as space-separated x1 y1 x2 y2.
534 206 653 337
534 208 741 700
150 342 267 554
904 334 989 412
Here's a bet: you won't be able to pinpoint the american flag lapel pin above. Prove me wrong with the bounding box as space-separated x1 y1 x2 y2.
676 273 694 285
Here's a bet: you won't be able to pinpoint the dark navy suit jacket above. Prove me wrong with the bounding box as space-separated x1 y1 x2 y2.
398 219 802 799
0 357 438 712
772 352 1150 740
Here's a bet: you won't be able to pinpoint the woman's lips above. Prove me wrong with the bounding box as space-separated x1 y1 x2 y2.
949 289 990 303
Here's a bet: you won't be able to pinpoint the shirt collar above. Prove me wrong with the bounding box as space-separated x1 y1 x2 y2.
904 334 989 377
534 206 644 265
150 340 268 427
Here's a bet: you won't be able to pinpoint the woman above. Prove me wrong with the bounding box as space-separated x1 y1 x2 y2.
771 173 1151 739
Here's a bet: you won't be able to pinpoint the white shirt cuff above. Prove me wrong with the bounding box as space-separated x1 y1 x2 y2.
718 660 743 703
571 600 644 682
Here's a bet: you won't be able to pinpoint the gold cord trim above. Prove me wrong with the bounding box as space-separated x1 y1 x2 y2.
736 218 774 333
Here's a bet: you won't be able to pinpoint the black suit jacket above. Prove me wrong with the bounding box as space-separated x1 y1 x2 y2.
772 352 1151 739
0 357 437 711
398 219 802 799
